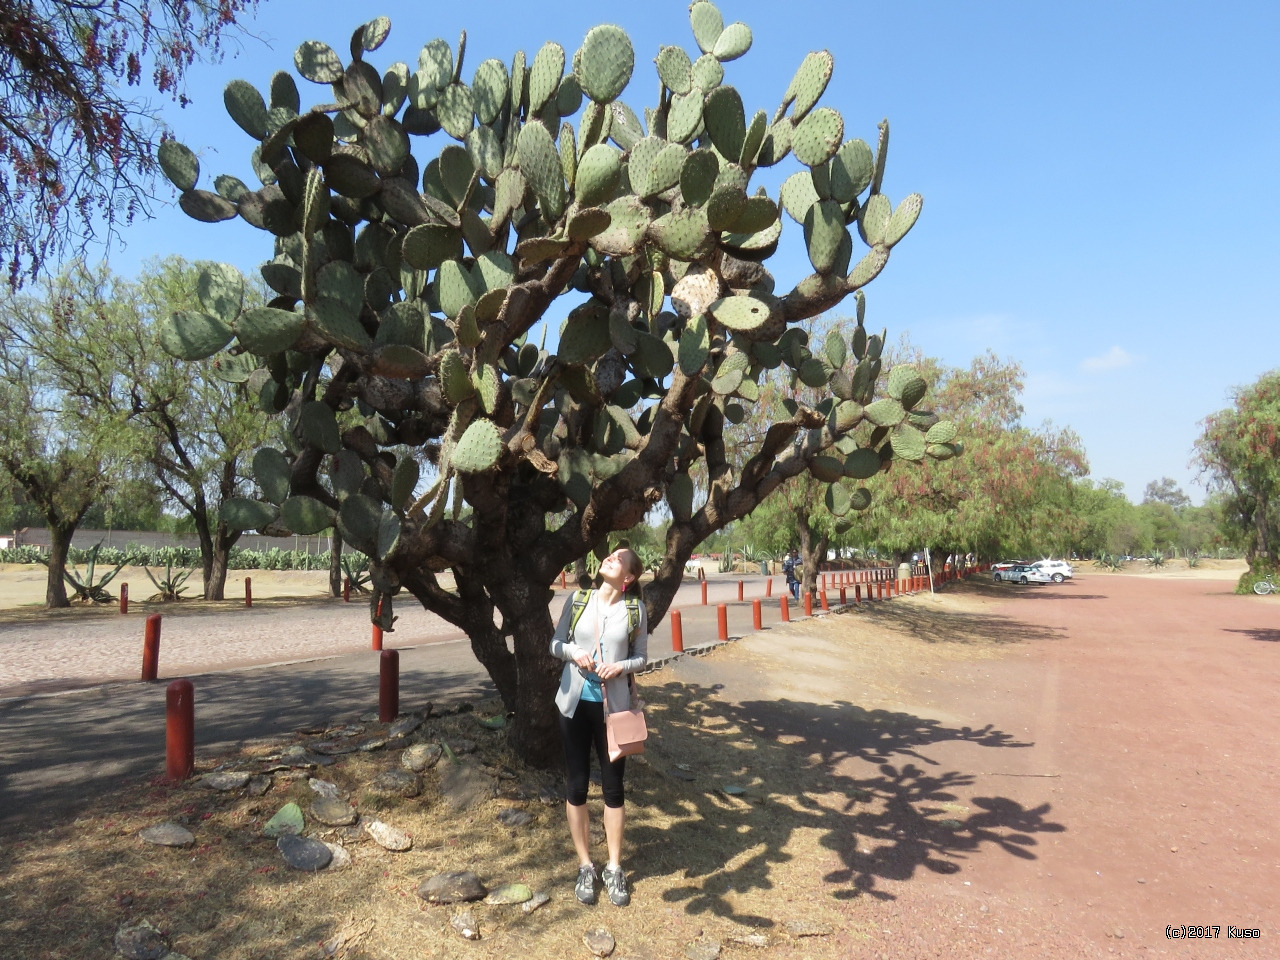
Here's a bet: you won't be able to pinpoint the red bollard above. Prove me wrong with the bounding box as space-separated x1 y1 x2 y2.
766 577 773 597
804 591 813 616
119 583 128 615
821 573 827 590
671 610 684 653
717 603 728 641
820 591 829 612
372 599 384 651
854 583 862 603
752 599 762 631
840 586 847 605
701 580 708 605
165 679 194 782
244 577 252 608
780 595 790 622
877 581 884 600
379 649 399 723
344 577 351 603
737 580 744 601
561 570 567 589
141 614 162 682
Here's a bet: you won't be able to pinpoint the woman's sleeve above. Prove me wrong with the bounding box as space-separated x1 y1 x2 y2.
549 594 582 661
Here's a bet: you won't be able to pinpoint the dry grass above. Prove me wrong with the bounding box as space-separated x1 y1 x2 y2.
0 585 1051 959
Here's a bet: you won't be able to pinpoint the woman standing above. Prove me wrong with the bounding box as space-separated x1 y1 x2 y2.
549 547 648 907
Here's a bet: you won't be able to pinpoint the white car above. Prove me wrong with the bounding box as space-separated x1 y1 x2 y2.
993 563 1054 584
1031 560 1074 582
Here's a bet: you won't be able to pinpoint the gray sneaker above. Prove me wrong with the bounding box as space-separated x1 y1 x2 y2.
601 864 630 906
575 864 598 905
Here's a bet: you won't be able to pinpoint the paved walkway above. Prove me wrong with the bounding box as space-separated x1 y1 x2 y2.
0 571 896 829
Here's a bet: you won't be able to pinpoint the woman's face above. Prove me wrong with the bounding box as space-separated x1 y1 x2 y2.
601 549 639 587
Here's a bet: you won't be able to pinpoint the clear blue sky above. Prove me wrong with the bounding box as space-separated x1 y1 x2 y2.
101 0 1280 505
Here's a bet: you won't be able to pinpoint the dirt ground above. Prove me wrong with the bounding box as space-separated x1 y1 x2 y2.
0 563 1276 959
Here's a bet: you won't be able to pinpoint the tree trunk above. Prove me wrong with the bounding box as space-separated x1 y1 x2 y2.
1255 497 1271 559
508 594 566 770
45 523 73 608
329 530 343 597
797 523 827 600
204 524 237 601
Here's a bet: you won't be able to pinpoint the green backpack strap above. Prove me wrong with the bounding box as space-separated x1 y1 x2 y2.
568 588 592 638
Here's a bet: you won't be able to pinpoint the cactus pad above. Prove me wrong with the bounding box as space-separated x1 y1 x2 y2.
679 148 719 206
847 246 889 289
667 471 695 520
780 171 820 225
862 397 905 428
452 418 503 473
690 54 724 92
791 107 844 167
295 40 344 84
235 306 305 355
712 22 752 62
656 45 693 95
225 79 268 140
158 140 199 192
575 143 621 206
784 50 833 121
803 199 847 274
529 42 566 115
829 138 873 203
472 58 508 124
889 424 925 461
703 85 746 164
925 420 958 445
707 294 775 332
281 496 335 535
885 193 923 247
253 448 292 504
517 121 567 220
667 86 705 144
222 497 281 532
689 1 724 54
578 25 634 104
809 455 843 483
678 312 710 374
158 310 234 361
590 195 651 256
403 224 464 270
648 207 713 260
710 351 749 394
859 192 891 246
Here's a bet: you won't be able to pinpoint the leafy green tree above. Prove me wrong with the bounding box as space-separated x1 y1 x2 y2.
0 270 130 605
156 7 955 765
0 0 253 284
1194 371 1280 562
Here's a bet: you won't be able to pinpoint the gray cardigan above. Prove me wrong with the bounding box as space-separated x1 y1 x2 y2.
549 589 648 719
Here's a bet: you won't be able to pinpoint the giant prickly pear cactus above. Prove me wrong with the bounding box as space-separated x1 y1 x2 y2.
157 3 954 765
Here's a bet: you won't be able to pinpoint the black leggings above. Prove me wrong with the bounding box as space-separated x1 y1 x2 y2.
559 699 626 808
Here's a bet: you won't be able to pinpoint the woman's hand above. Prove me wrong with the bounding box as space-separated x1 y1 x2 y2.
572 651 594 670
595 662 625 680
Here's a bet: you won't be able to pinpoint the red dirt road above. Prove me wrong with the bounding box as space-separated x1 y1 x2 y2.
856 574 1279 956
671 572 1279 957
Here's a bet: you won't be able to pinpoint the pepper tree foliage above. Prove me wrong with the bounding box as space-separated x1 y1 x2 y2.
1194 369 1280 564
157 3 955 764
0 0 254 285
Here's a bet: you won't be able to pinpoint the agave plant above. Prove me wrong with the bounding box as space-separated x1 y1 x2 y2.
43 542 131 603
1186 552 1201 568
1147 551 1166 569
144 560 195 601
341 552 373 592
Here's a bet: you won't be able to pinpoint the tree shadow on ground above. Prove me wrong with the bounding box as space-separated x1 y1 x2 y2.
628 683 1063 926
1224 627 1280 643
864 602 1067 646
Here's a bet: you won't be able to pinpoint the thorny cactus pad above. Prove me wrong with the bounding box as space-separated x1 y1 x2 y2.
158 3 954 764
